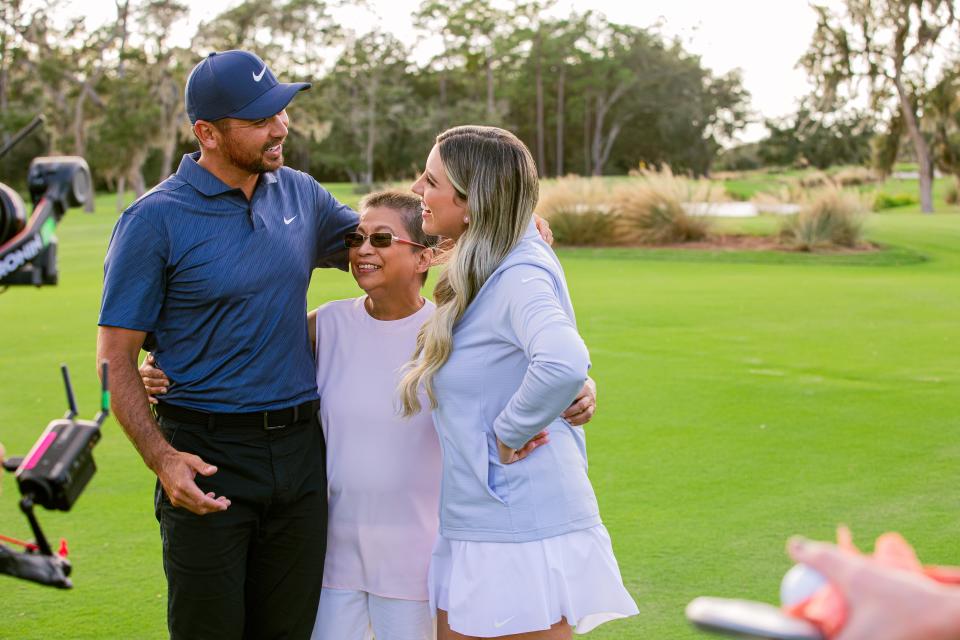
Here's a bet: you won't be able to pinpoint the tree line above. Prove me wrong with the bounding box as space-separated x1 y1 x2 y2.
0 0 750 200
720 0 960 214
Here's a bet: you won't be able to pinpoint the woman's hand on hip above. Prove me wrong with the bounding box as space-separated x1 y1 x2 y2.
497 430 550 464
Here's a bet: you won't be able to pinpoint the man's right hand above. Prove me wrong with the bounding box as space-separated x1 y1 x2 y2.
98 327 229 517
156 449 231 514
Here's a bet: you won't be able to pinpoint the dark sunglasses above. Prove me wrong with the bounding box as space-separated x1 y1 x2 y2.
343 232 427 249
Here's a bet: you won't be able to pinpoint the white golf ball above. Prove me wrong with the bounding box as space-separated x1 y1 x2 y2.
780 563 828 607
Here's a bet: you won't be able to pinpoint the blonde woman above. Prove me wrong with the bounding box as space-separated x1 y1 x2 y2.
401 126 638 639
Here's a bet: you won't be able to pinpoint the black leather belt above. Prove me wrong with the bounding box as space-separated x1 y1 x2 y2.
155 400 318 430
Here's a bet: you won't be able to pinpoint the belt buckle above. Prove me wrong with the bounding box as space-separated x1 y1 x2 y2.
263 412 286 431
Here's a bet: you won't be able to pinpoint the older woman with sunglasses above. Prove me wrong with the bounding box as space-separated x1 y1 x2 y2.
141 190 597 640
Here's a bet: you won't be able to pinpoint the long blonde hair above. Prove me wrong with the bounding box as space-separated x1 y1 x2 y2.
399 125 539 416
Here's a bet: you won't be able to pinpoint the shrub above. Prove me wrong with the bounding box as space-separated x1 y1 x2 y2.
751 180 810 208
536 177 619 245
545 209 620 245
946 179 959 205
779 188 867 251
714 143 762 171
872 192 919 211
615 167 712 244
832 166 880 187
799 171 830 189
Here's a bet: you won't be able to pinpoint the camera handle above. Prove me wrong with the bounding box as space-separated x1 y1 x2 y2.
0 115 43 161
19 494 53 556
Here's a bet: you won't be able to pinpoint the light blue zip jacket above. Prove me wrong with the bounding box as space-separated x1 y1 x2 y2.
432 220 600 542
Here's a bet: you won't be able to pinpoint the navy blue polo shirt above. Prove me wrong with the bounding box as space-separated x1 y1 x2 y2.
99 152 359 412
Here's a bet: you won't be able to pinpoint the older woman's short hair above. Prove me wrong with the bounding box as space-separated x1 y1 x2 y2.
358 190 438 285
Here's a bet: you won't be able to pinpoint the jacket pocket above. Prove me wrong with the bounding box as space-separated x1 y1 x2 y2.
473 432 508 505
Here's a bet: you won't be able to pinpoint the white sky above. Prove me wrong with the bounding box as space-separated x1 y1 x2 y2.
67 0 834 143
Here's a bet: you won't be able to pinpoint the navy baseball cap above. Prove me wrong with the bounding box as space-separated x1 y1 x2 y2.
185 50 311 124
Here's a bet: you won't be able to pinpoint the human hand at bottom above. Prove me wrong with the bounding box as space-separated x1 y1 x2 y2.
788 536 960 640
497 430 549 464
156 450 231 515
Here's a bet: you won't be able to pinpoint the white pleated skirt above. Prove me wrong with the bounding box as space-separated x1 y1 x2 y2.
428 524 639 637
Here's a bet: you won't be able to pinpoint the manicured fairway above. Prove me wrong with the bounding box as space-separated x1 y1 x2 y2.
1 188 958 639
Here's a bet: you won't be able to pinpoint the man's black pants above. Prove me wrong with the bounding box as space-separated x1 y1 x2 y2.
156 410 327 640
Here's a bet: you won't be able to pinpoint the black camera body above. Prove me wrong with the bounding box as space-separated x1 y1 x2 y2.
16 417 102 512
0 156 93 286
1 365 108 588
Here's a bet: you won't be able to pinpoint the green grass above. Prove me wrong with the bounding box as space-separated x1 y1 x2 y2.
2 187 959 638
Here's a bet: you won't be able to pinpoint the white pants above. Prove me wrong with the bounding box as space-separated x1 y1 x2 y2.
311 587 436 640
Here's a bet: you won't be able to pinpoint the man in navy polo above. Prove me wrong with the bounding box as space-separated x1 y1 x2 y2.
97 50 356 639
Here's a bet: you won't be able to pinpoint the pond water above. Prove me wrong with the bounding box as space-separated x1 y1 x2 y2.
682 202 801 217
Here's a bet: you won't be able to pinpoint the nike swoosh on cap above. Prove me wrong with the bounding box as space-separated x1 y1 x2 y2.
253 64 267 82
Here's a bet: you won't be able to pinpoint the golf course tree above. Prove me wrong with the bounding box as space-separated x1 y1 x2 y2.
138 0 193 180
924 68 960 194
87 0 194 207
315 30 423 188
802 0 959 213
492 6 592 177
570 18 749 177
414 0 515 124
0 0 188 194
538 13 593 178
87 62 161 209
759 100 876 169
501 0 562 177
1 0 752 190
0 0 121 158
410 4 743 179
190 0 343 69
0 0 50 186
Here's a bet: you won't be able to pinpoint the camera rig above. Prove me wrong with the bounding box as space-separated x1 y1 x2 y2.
1 364 109 588
0 115 93 287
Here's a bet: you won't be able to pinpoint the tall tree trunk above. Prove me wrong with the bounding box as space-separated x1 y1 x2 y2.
128 146 148 197
159 125 178 180
73 89 88 156
156 68 184 180
364 78 378 186
583 95 591 175
894 76 934 213
115 0 130 78
131 167 146 197
555 64 565 177
0 2 20 143
591 95 604 176
70 77 108 156
438 69 447 130
534 35 545 177
590 81 631 176
0 30 8 119
116 175 126 213
485 48 495 120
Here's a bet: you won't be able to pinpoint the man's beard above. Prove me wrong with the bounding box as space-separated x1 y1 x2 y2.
221 134 283 174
